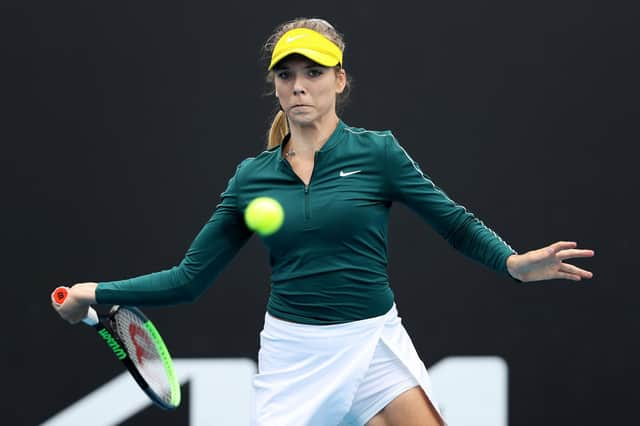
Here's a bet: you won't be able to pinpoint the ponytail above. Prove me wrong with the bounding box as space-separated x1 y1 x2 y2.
267 110 289 149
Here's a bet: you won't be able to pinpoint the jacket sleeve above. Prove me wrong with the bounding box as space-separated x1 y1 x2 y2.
384 135 516 275
95 160 254 306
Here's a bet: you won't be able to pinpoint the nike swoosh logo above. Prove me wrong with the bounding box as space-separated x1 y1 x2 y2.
339 170 362 177
286 35 306 43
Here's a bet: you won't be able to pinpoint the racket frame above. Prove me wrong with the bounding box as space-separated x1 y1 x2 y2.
98 305 181 410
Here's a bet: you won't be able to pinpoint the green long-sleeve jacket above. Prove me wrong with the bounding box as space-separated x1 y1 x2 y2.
96 121 516 324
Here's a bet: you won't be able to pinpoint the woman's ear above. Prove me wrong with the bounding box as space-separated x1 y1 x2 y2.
335 68 347 94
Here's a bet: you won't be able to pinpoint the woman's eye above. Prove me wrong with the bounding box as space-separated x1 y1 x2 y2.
308 69 322 77
277 71 290 80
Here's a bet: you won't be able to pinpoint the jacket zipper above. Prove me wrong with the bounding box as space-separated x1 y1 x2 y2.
304 184 310 220
283 151 317 222
304 151 319 221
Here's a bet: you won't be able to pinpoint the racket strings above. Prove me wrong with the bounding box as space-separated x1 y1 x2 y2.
113 309 173 405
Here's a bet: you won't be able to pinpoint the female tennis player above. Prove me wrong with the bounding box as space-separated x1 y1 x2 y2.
52 17 594 426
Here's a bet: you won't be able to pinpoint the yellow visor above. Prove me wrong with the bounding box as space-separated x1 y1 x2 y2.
269 28 343 70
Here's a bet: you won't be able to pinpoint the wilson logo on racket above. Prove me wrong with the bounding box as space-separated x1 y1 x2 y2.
98 328 127 360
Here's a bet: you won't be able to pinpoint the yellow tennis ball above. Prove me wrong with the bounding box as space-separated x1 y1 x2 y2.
244 197 284 236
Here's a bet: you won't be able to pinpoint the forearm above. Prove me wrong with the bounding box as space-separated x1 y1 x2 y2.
96 262 218 306
96 213 251 305
448 214 516 275
96 197 253 306
385 136 515 275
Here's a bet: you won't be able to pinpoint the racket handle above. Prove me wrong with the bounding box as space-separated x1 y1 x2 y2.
52 286 99 326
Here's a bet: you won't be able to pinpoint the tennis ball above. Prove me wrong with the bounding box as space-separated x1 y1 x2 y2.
244 197 284 236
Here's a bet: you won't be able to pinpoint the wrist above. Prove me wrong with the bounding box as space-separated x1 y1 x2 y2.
72 282 98 304
506 255 523 282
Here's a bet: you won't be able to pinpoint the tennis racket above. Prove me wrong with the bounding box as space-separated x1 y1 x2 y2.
51 286 181 410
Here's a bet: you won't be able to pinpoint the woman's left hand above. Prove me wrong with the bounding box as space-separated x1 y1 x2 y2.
506 241 594 282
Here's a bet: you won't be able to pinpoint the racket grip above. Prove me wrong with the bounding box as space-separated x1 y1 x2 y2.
52 286 99 326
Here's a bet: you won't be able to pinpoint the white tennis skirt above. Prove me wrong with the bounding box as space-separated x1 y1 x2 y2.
252 304 446 425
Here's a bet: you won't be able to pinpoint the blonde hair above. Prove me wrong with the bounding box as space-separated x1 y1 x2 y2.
263 18 350 149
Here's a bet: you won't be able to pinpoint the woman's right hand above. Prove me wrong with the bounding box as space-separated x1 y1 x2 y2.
51 282 98 324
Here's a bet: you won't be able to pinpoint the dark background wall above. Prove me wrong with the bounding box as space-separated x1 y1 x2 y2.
3 1 638 425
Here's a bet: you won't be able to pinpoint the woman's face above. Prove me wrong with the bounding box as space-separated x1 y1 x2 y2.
273 55 346 127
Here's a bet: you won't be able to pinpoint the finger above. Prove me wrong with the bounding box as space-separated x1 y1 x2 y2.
555 271 583 281
58 310 80 324
66 316 82 325
556 249 595 261
549 241 577 253
559 263 594 278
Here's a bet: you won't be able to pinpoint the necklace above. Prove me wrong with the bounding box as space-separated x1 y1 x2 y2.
285 149 296 158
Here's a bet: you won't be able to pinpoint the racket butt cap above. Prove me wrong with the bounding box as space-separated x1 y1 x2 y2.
52 286 69 304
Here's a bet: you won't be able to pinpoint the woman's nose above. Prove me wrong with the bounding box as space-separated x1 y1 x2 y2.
292 75 306 95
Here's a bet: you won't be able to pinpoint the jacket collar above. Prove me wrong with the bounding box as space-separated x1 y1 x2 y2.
277 120 346 162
